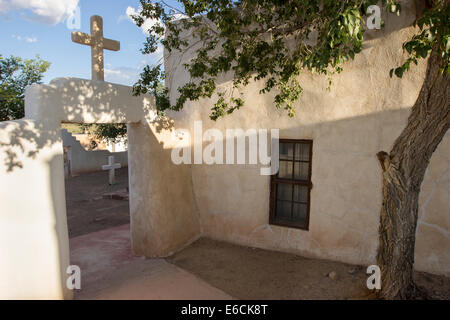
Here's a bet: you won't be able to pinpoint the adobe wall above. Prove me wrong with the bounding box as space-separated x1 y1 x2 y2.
0 119 72 299
0 78 200 299
164 1 449 276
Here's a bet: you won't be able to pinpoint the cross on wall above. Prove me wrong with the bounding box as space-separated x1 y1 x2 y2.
71 15 120 81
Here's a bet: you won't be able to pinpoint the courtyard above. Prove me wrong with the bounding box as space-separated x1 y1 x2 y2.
67 171 450 300
0 0 448 303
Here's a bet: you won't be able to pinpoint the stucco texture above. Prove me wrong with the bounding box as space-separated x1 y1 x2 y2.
163 1 449 276
0 78 200 299
25 78 200 259
0 119 72 299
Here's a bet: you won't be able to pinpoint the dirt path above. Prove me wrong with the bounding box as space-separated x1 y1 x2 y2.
168 238 450 300
65 168 130 238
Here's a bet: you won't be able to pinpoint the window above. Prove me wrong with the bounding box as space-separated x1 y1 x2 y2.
270 139 313 230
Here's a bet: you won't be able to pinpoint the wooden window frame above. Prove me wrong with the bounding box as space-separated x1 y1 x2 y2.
269 139 313 230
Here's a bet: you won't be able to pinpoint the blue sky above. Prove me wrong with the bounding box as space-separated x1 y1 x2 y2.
0 0 179 85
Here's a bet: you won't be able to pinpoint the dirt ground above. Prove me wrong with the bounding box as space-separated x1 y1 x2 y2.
65 169 449 300
65 168 130 238
168 238 450 300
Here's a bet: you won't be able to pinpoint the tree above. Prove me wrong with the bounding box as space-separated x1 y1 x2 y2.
0 55 50 122
81 123 128 146
376 1 449 299
131 0 449 299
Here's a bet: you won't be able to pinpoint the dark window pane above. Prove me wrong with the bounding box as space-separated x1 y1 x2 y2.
294 185 308 203
271 140 312 230
276 201 292 220
295 143 310 161
293 203 307 223
294 162 309 180
280 143 294 160
278 160 293 179
277 184 292 201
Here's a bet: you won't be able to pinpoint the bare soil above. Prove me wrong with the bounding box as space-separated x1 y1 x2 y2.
65 169 449 300
65 168 130 238
168 238 450 300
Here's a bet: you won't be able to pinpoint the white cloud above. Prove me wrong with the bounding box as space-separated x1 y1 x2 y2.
124 6 160 36
105 67 140 86
105 52 165 86
12 34 37 43
0 0 79 25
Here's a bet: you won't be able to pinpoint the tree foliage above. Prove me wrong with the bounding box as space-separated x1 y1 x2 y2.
0 55 50 122
391 0 449 78
129 0 449 121
81 123 128 144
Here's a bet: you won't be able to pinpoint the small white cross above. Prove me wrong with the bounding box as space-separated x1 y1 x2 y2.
102 156 121 185
71 15 120 81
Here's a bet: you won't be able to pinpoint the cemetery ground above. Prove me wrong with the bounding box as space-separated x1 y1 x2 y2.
65 167 130 238
67 169 450 300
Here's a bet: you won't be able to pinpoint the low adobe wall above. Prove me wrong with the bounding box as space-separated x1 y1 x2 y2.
61 129 128 175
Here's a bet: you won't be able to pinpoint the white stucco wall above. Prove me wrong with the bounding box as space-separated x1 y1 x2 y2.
0 78 201 299
163 1 449 276
0 119 72 300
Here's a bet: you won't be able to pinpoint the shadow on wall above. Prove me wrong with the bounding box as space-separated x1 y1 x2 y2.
0 78 157 299
48 154 72 299
1 77 177 173
160 106 449 276
0 77 155 173
61 129 128 175
0 120 61 172
0 120 72 299
164 0 421 104
0 77 201 299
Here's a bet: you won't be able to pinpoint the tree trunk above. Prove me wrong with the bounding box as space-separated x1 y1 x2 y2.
376 45 449 299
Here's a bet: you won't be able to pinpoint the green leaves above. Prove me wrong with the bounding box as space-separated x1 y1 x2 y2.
82 123 128 144
392 0 449 78
0 55 50 122
132 0 448 120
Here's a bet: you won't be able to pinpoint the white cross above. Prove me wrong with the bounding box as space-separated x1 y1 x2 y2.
71 15 120 81
102 156 121 185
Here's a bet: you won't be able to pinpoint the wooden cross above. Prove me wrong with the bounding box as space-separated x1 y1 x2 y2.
102 156 121 185
71 15 120 81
